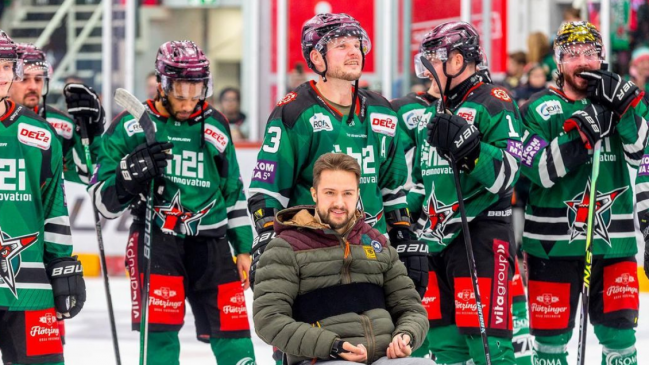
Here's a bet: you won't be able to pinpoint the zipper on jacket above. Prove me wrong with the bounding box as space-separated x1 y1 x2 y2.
338 237 352 284
360 314 376 363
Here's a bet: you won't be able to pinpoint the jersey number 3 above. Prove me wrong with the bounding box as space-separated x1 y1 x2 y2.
263 126 282 153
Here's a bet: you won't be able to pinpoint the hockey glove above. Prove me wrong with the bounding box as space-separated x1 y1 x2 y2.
639 212 649 280
579 69 641 116
46 256 86 319
63 83 106 140
249 226 276 290
115 141 173 197
389 226 429 298
563 104 616 150
427 113 481 172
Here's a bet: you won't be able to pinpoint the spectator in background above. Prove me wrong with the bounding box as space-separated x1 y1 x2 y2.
527 32 556 82
146 71 158 99
630 46 649 92
513 63 548 106
288 63 308 91
503 51 527 90
219 87 248 141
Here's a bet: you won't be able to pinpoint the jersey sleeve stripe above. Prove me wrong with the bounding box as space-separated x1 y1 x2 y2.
622 116 648 154
248 188 290 208
44 216 70 226
226 200 248 213
550 139 567 178
45 232 73 245
503 151 519 192
228 217 251 229
90 182 123 219
486 158 506 194
410 183 426 196
44 222 71 236
538 150 555 188
198 218 228 232
383 196 407 207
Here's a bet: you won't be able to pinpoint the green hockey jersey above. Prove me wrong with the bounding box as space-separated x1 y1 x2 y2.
520 87 649 259
407 82 523 253
0 101 72 310
90 101 252 255
390 91 437 154
248 81 408 234
35 104 100 185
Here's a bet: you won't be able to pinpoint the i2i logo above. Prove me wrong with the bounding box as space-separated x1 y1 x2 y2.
0 159 26 191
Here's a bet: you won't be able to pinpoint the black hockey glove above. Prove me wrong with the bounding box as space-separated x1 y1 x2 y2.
579 69 641 116
427 113 481 172
115 141 173 197
63 83 106 140
46 256 86 319
249 226 276 290
389 226 429 298
563 104 616 150
639 212 649 280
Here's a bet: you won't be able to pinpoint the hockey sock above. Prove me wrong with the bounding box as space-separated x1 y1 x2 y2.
147 331 180 365
512 301 532 365
532 333 571 365
210 337 256 365
594 325 637 365
466 334 515 365
427 325 472 364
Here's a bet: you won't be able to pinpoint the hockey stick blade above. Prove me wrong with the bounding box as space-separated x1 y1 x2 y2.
114 88 156 145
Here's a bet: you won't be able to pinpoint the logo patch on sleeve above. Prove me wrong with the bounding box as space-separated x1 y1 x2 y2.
370 113 398 136
124 119 144 136
457 107 477 123
309 113 334 132
535 100 563 121
204 124 229 152
639 154 649 176
403 109 425 130
277 92 297 106
522 135 548 167
47 118 74 140
491 88 512 102
18 123 51 150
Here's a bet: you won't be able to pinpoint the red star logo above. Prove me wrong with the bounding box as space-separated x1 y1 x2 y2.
0 226 39 298
564 181 627 245
154 191 215 235
422 185 459 243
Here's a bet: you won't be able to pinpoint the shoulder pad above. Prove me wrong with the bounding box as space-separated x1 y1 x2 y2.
390 93 419 110
358 88 392 109
467 84 517 116
268 82 317 129
44 105 74 140
44 105 71 119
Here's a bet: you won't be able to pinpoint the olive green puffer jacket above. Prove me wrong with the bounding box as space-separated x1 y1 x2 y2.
253 206 428 364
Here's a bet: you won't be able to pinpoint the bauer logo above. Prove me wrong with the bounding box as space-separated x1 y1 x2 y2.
370 113 397 136
48 118 74 139
204 125 229 152
309 113 333 132
124 119 144 136
457 107 477 123
535 100 563 121
18 123 51 150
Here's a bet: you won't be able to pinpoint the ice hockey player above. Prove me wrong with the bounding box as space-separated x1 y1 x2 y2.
0 31 85 365
9 43 102 185
248 13 428 302
520 21 648 365
89 40 256 365
408 21 523 364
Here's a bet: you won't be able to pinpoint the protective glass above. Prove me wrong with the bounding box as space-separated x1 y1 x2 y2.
0 59 24 82
161 75 210 101
315 25 372 57
413 49 447 78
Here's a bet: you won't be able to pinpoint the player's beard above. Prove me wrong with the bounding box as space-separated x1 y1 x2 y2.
327 64 362 82
22 92 40 109
563 67 589 93
316 204 355 231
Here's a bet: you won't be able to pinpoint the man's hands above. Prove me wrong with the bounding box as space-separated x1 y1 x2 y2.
387 333 413 359
236 253 251 290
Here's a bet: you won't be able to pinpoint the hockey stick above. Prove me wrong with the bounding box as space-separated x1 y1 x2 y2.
576 139 603 365
76 117 122 365
420 55 492 365
114 88 156 365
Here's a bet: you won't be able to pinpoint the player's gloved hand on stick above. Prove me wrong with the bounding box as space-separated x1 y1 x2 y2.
389 226 429 298
580 69 641 116
63 83 106 139
249 226 276 290
46 256 86 319
115 141 173 197
563 103 616 149
639 212 649 280
427 113 481 172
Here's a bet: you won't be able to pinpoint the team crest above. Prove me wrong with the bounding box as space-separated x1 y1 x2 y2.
357 197 383 228
564 181 627 245
154 191 215 236
420 186 459 243
0 226 39 298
